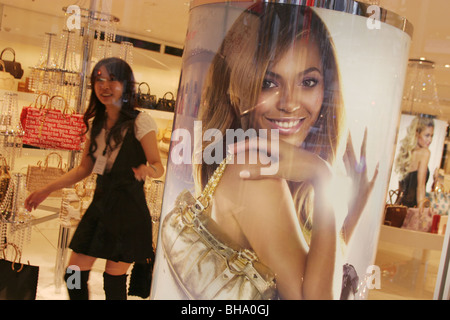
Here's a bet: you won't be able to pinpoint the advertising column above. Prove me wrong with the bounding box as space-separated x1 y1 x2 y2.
151 0 413 300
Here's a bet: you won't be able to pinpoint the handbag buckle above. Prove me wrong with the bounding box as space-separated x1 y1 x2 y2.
183 199 207 226
227 249 257 274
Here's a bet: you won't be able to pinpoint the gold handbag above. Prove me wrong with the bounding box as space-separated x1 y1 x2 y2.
26 152 67 197
161 155 277 300
60 175 96 227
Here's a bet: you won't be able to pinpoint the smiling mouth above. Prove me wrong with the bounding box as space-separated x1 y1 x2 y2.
266 117 305 133
271 119 301 128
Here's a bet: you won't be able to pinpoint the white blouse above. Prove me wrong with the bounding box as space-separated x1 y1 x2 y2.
89 111 158 172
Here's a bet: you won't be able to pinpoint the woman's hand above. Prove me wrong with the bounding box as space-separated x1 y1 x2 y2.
24 189 52 211
228 135 332 187
132 164 157 181
342 129 379 243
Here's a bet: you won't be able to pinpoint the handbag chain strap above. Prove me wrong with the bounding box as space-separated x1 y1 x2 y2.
184 154 273 293
197 154 233 210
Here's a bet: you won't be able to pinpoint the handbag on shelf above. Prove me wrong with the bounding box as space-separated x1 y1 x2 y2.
0 243 39 300
401 199 435 232
137 82 157 109
26 152 67 197
0 48 24 79
384 190 407 228
161 155 277 300
156 92 176 112
0 60 15 91
20 93 49 129
430 189 450 216
21 94 86 151
60 174 96 228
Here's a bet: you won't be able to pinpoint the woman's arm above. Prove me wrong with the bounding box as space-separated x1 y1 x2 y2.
217 160 338 300
416 148 431 207
24 139 95 211
133 130 165 180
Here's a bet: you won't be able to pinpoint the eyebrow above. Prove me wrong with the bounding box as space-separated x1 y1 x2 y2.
265 67 322 79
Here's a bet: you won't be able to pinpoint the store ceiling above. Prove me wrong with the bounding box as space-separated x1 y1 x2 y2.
1 0 450 119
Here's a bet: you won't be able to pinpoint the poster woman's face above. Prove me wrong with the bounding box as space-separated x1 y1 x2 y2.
249 38 324 147
417 126 434 149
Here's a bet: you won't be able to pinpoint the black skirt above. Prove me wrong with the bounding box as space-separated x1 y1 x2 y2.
69 129 154 263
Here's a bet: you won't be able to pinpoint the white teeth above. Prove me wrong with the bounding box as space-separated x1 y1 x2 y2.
273 120 300 128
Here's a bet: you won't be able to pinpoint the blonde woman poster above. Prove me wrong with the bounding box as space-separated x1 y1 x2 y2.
389 114 448 206
151 1 412 300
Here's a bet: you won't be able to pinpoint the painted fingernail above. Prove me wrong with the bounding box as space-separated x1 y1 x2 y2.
239 170 250 179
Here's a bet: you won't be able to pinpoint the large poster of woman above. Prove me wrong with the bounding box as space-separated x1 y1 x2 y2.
151 1 412 300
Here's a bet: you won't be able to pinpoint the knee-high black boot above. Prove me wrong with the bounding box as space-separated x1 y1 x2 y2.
64 268 90 300
103 272 128 300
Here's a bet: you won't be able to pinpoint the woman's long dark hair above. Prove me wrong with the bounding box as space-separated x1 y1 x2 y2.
83 57 139 158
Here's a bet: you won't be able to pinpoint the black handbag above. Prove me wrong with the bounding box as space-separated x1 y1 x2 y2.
0 243 39 300
128 257 154 299
0 48 24 79
137 82 157 109
156 92 176 112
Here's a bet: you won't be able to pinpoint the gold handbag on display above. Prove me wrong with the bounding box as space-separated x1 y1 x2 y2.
60 175 96 227
26 152 67 197
161 155 277 300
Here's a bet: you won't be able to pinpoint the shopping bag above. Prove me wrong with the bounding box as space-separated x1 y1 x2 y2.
0 243 39 300
21 95 86 151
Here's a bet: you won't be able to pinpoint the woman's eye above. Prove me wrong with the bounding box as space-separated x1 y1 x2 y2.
302 78 319 88
262 79 277 89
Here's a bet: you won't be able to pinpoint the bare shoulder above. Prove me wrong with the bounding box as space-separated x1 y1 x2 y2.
214 162 290 217
417 147 431 160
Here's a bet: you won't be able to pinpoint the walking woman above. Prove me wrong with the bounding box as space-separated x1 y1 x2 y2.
25 57 164 300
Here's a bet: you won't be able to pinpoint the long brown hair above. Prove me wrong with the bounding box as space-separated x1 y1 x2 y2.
194 4 345 240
